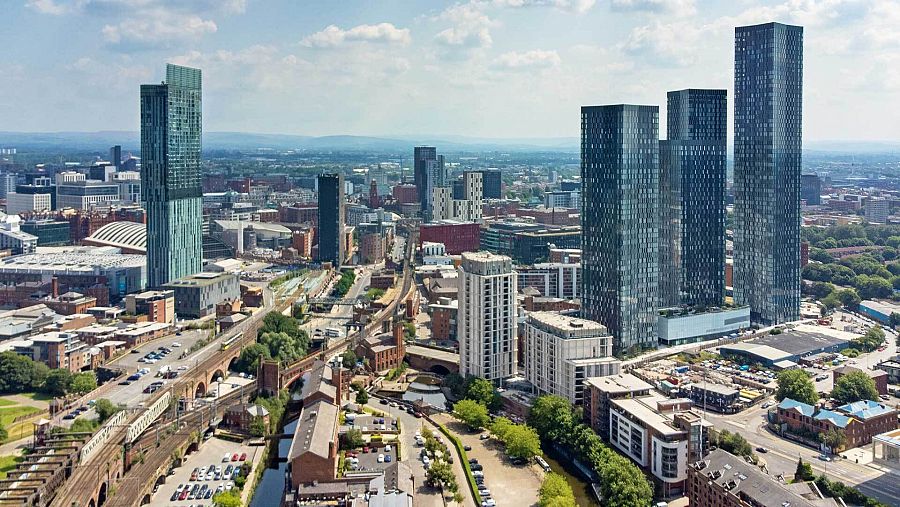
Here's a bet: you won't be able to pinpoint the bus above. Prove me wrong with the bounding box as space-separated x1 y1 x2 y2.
325 327 342 338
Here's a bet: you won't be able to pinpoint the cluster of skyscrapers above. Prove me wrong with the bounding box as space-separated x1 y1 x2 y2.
582 22 803 354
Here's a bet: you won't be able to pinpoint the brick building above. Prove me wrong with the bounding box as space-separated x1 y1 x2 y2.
776 398 897 450
356 321 405 372
832 365 889 396
419 221 479 255
287 399 339 489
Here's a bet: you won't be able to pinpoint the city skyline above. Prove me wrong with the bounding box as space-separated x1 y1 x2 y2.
2 1 899 142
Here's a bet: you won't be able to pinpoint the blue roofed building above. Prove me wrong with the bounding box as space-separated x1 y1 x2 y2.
775 398 897 450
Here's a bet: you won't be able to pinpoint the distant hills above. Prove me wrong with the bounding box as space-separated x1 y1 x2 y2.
0 131 897 154
0 131 581 153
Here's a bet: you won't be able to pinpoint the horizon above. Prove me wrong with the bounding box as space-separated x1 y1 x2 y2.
3 1 899 142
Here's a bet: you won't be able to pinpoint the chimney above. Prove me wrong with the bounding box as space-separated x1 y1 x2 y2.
51 277 59 299
334 367 344 404
393 318 405 360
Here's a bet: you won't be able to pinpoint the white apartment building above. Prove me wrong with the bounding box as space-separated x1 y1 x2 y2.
458 251 517 382
56 171 86 183
6 192 52 214
523 311 619 405
866 198 890 224
544 190 581 209
516 263 581 299
430 171 483 223
56 180 121 210
608 393 711 497
422 241 446 257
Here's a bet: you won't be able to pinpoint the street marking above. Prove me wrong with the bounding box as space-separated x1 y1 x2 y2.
725 420 746 429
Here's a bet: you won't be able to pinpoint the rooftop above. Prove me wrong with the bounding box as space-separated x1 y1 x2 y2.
526 311 608 337
288 399 338 461
778 398 816 417
718 342 793 362
0 247 145 273
611 394 684 437
584 373 652 394
85 221 146 253
838 400 895 420
164 271 236 288
692 449 839 507
751 325 854 356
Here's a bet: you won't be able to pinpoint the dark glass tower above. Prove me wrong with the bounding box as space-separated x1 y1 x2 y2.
801 174 821 205
581 105 659 355
480 169 502 199
413 146 437 211
317 173 345 266
659 89 727 308
141 64 203 287
733 23 803 325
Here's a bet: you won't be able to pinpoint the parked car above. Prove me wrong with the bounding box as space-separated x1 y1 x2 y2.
463 445 472 451
239 452 247 461
756 447 768 453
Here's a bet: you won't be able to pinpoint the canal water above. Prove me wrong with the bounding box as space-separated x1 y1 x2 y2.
543 447 600 506
249 419 297 507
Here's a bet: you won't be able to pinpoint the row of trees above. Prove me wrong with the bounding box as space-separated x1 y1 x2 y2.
529 395 653 507
333 269 356 297
0 351 97 397
488 416 541 459
802 257 899 301
802 223 900 251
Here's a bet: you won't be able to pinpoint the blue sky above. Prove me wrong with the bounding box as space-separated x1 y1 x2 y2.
2 0 898 141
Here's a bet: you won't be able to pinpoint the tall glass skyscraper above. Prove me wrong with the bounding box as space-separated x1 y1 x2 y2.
659 89 727 308
317 173 345 266
413 146 437 212
581 105 659 355
141 64 203 287
733 23 803 326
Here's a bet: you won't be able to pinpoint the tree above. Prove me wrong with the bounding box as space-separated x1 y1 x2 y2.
831 371 879 405
260 331 302 364
341 350 357 369
70 372 97 395
355 389 369 405
890 313 900 330
715 430 753 460
503 424 542 459
465 377 501 411
94 399 122 422
490 416 514 441
823 428 847 453
249 418 267 437
795 457 815 482
453 399 490 430
528 395 576 442
539 473 576 507
0 352 43 393
234 343 271 374
775 369 819 405
425 460 456 490
42 369 72 396
212 490 242 507
341 428 364 449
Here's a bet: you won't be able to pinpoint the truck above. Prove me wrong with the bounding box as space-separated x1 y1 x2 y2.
157 365 171 377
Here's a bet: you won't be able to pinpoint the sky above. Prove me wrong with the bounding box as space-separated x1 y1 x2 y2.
2 0 899 141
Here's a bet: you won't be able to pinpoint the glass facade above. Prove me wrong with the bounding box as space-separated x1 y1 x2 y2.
316 173 345 266
733 23 803 326
141 64 203 287
659 89 727 308
413 146 437 210
581 105 659 355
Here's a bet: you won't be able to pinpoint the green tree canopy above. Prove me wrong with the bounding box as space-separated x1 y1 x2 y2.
453 399 490 430
795 457 815 482
503 424 542 459
528 395 576 443
341 350 357 369
775 369 819 405
0 351 45 393
490 416 514 441
70 372 97 395
341 428 364 449
539 473 576 507
42 369 72 397
355 389 369 404
831 371 879 405
94 399 122 422
465 377 501 411
233 343 271 374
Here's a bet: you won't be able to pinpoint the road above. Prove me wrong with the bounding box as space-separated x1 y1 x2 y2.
703 404 900 505
304 265 375 343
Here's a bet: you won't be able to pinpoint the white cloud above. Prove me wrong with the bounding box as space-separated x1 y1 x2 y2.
610 0 696 15
25 0 77 15
102 12 217 48
492 0 597 14
435 2 496 48
493 49 561 69
622 21 700 66
301 23 411 48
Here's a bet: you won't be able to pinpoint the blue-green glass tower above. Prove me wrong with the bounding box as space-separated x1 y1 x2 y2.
659 89 727 309
733 23 803 326
141 64 203 287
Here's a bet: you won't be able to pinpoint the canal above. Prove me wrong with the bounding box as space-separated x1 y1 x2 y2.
543 447 600 506
249 418 297 507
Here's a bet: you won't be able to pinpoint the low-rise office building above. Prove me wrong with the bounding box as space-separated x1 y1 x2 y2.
656 306 750 346
776 398 897 450
833 365 889 396
516 262 580 299
287 399 339 489
125 290 175 324
687 383 742 414
524 312 619 405
163 271 240 318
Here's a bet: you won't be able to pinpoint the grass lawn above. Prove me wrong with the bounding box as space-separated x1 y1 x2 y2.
0 454 25 480
0 406 41 443
0 406 40 427
18 392 52 402
0 399 16 408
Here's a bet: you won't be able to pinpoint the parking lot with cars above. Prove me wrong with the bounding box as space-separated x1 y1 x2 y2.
147 436 261 507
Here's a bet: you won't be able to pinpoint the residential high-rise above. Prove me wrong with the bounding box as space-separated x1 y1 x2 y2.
423 155 447 222
141 64 203 288
659 89 727 308
581 105 659 355
866 198 890 224
457 251 517 382
317 173 345 266
523 312 619 405
413 146 437 212
733 23 803 326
